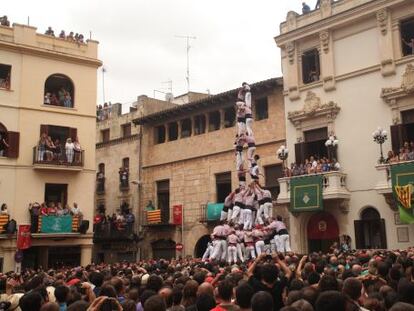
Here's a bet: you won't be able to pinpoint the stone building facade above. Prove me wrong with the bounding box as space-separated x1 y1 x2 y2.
275 0 414 253
133 78 286 259
94 97 176 263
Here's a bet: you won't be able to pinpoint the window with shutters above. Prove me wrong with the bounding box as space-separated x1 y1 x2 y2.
181 119 192 138
400 18 414 57
121 123 131 138
0 122 19 158
264 165 283 200
157 180 170 224
215 172 232 203
224 107 235 128
302 49 320 84
0 64 11 90
168 122 178 141
255 97 269 121
101 129 110 143
44 74 75 108
208 111 221 132
155 125 166 144
194 115 206 135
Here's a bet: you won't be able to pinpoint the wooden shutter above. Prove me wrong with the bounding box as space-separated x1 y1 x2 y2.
354 220 364 249
295 142 304 165
390 124 403 153
6 131 19 158
379 219 387 249
40 124 49 135
69 128 77 141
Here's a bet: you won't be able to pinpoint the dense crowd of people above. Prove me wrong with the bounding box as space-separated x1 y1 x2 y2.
0 247 413 311
44 87 73 108
97 103 113 121
386 142 414 163
36 134 82 164
28 202 82 233
44 27 85 43
284 156 341 177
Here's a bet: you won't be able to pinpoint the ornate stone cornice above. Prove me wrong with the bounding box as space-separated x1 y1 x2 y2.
376 8 388 36
381 64 414 102
287 91 340 124
319 31 329 54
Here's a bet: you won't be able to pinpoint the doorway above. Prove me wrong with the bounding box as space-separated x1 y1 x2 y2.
194 235 211 258
354 207 387 249
307 212 339 253
45 183 68 205
151 239 176 260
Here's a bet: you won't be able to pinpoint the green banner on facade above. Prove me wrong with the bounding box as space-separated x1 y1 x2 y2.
391 162 414 224
41 215 73 233
290 174 323 212
207 203 223 221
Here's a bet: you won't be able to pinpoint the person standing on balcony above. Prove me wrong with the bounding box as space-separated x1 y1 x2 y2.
71 203 83 223
73 137 82 164
65 138 74 163
302 2 311 14
29 203 40 233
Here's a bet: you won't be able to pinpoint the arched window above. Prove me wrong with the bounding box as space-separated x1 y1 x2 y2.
44 74 74 108
361 207 380 220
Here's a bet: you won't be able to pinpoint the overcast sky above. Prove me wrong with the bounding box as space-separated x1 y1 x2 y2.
5 0 313 107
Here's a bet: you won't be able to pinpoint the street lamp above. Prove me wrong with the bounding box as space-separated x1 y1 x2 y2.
277 145 289 176
325 135 339 161
372 127 387 164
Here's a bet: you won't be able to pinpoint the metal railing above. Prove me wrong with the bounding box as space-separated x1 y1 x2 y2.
93 222 135 241
33 146 84 167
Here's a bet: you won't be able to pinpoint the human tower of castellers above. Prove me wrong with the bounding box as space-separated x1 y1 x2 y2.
202 82 291 264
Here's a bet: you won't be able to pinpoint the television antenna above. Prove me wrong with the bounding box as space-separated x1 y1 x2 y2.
175 35 196 93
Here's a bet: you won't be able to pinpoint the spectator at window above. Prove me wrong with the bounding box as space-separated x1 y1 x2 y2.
78 34 84 43
45 136 55 162
63 89 72 108
0 133 9 157
54 139 63 163
73 137 82 164
146 200 155 211
386 150 399 164
44 92 51 105
0 203 8 215
47 202 57 216
37 133 47 162
56 202 64 216
408 142 414 160
65 138 75 163
45 27 55 36
402 38 414 55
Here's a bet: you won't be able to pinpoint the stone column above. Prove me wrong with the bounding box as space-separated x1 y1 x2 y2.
80 244 93 267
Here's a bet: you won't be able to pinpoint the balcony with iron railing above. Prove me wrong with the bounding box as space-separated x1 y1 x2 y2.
93 222 136 242
277 171 351 205
33 146 84 171
141 209 176 228
199 203 223 225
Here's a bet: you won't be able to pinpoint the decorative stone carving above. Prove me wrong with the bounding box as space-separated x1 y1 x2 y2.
287 91 340 126
303 91 321 114
376 8 388 36
402 63 414 93
320 31 329 54
287 11 298 30
286 42 295 64
320 0 332 18
381 64 414 98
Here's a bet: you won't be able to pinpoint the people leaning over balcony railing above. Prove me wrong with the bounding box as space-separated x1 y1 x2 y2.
28 202 82 233
36 133 83 164
286 156 340 177
386 141 414 164
94 209 135 234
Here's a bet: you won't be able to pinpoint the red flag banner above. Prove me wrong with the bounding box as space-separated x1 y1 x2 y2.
173 205 183 225
17 225 31 250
